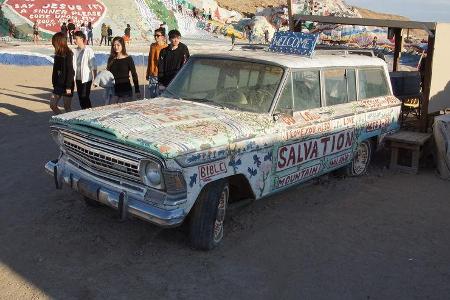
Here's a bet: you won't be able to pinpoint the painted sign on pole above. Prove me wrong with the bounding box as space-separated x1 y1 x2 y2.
4 0 107 33
268 31 319 57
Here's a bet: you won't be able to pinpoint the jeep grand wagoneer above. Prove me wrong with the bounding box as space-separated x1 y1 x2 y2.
46 49 401 250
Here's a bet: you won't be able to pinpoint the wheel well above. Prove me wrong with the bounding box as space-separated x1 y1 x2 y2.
226 174 255 203
369 136 378 153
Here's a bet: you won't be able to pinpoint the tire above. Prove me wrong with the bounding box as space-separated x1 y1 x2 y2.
189 180 229 250
346 140 373 176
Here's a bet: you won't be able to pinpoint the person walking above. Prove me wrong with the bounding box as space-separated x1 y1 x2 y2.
146 28 167 98
162 22 169 40
73 31 97 109
107 26 113 45
158 29 190 88
67 19 75 44
32 21 39 45
230 32 236 50
87 22 93 45
80 23 88 43
8 21 15 38
50 32 74 114
124 24 131 45
61 22 68 37
100 23 108 45
107 36 141 103
264 29 269 44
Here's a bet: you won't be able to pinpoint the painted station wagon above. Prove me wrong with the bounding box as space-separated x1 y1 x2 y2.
45 47 401 249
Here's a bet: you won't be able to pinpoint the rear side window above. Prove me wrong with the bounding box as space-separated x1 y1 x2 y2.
323 68 357 106
293 70 321 111
358 68 390 99
324 69 347 105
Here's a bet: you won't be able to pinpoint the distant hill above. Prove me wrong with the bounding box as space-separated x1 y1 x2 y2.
355 6 427 39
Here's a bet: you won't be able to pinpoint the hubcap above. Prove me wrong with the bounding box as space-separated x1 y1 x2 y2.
213 186 229 243
353 142 370 175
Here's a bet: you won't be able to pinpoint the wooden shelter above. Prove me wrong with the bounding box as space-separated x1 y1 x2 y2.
288 13 450 130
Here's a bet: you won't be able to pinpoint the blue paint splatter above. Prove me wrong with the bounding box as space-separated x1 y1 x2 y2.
253 155 261 167
248 167 257 178
187 154 201 163
264 152 273 162
229 158 242 172
189 174 197 187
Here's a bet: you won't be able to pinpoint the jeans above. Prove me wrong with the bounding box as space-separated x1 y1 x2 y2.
76 80 92 109
148 76 159 98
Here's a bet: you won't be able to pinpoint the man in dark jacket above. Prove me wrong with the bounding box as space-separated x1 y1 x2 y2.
67 19 75 44
158 30 190 87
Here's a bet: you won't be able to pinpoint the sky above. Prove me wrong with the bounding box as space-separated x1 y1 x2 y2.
345 0 450 22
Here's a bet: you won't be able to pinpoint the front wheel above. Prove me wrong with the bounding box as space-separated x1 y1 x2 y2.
189 180 229 250
346 140 373 176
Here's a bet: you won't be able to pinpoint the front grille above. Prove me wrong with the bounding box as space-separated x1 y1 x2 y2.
61 131 143 182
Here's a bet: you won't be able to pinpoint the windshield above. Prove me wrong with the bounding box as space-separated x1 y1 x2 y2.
162 57 285 113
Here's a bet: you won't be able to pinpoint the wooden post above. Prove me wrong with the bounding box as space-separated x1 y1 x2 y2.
393 28 403 72
288 0 294 32
420 31 435 131
295 20 303 32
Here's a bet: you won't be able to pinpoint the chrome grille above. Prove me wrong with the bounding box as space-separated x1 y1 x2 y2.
61 131 142 182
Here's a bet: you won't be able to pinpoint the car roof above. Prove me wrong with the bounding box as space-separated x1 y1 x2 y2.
192 50 387 69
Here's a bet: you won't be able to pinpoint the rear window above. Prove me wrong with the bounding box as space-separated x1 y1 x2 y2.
358 68 390 99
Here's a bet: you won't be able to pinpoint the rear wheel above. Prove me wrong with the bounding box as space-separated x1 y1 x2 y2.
189 180 229 250
346 140 373 176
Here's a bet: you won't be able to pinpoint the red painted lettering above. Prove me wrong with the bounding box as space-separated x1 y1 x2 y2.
278 147 287 169
321 136 330 155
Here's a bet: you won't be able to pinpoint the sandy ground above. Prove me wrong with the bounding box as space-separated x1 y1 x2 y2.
1 64 450 299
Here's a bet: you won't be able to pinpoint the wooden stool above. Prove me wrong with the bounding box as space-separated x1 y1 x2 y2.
385 131 432 174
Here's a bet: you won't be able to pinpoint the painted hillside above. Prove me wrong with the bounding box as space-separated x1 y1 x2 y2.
0 0 240 41
0 0 426 47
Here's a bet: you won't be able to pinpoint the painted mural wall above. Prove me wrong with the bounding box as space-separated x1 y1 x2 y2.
3 0 107 34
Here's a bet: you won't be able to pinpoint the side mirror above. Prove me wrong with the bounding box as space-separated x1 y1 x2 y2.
273 108 293 122
279 107 294 117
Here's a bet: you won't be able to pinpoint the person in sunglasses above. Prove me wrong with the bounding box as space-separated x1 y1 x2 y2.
146 28 168 98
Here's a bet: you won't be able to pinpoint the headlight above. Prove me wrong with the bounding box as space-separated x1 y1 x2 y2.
50 130 64 146
139 159 164 189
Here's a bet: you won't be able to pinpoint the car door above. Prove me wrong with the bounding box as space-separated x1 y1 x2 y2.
272 69 332 191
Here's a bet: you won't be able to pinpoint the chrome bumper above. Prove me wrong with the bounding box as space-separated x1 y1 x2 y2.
45 159 186 227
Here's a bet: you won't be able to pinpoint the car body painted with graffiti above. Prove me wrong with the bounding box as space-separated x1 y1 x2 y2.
45 50 401 249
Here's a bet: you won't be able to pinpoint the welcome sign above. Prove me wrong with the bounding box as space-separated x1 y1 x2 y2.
4 0 107 33
268 31 319 57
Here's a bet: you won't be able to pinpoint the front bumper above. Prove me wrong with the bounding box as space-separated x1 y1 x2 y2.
45 158 186 227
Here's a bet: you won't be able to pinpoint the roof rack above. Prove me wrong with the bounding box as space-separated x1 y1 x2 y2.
314 45 375 57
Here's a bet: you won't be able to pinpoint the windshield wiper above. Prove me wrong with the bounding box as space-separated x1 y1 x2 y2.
188 97 226 109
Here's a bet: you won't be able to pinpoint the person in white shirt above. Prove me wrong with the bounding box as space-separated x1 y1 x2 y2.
73 31 97 109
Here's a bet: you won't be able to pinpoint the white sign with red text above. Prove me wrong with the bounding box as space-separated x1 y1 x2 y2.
198 160 227 182
277 129 355 171
276 164 321 188
4 0 107 33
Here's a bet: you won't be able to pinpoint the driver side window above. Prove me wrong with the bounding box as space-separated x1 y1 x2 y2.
277 70 321 112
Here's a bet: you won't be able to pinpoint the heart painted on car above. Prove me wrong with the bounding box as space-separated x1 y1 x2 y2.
4 0 107 33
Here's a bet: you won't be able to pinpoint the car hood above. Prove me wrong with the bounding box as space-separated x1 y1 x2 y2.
51 98 275 159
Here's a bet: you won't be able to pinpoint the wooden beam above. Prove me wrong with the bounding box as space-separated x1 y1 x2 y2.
393 28 403 72
421 32 435 131
293 14 437 31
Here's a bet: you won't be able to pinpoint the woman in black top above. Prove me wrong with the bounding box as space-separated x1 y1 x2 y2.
107 36 141 103
50 32 74 114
